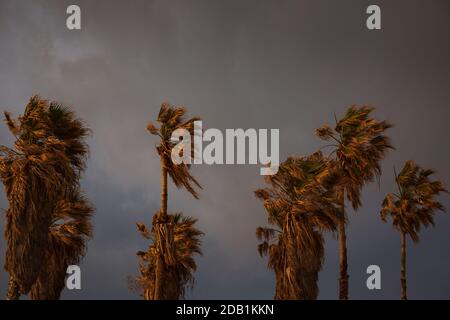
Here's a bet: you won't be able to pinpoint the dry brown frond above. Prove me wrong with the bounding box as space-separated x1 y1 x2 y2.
133 212 203 300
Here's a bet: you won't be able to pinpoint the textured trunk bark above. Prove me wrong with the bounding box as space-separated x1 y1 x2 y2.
6 276 20 300
153 256 165 300
400 231 407 300
160 157 168 220
338 219 349 300
144 287 152 300
154 157 168 300
337 190 349 300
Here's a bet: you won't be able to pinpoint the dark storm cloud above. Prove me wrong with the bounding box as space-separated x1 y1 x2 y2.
0 0 449 299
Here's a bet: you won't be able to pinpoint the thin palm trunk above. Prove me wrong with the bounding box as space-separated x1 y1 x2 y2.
400 231 407 300
338 219 349 300
6 276 20 300
154 157 168 300
337 191 349 300
160 157 168 219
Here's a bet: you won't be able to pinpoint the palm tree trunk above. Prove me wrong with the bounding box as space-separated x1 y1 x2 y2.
338 219 349 300
6 276 20 300
160 157 168 220
154 256 165 300
337 190 349 300
154 157 168 300
400 231 407 300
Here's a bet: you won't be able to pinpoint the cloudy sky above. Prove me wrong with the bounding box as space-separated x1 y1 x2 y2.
0 0 449 299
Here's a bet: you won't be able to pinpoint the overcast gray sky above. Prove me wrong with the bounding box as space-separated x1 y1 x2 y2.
0 0 449 299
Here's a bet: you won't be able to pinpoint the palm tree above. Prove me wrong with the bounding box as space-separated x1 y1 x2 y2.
380 160 447 300
133 213 203 299
0 95 93 299
316 106 393 299
142 102 202 299
255 152 341 299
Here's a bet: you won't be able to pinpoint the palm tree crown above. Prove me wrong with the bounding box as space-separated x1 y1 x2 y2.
147 102 201 198
381 160 447 242
316 106 393 208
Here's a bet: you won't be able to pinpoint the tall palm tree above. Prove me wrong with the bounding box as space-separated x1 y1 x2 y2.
255 152 341 299
380 160 447 300
142 102 202 299
316 106 393 299
133 213 203 299
0 95 93 299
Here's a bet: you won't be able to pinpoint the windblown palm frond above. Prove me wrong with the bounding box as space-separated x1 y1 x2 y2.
30 193 93 299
